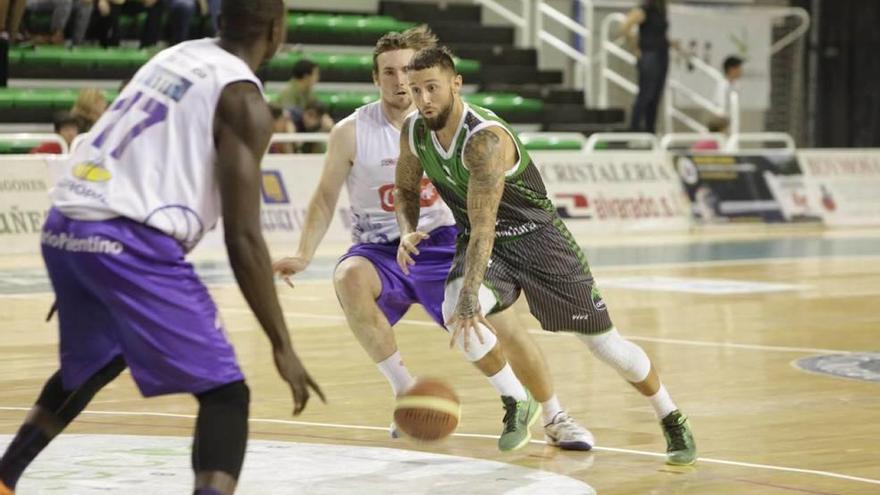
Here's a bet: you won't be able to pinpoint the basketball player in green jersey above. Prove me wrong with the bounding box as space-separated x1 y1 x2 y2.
394 46 696 465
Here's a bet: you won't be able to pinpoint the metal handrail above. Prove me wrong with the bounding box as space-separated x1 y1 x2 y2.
584 132 658 151
771 7 810 55
269 133 330 144
725 132 796 152
534 0 595 106
659 132 727 151
473 0 529 47
0 133 69 154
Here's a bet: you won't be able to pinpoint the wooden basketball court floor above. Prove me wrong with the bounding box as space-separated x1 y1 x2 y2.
1 225 879 494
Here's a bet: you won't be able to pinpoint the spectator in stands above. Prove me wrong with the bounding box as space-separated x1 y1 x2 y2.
70 88 107 132
91 0 164 48
620 0 671 134
278 58 319 110
24 0 66 45
167 0 219 45
292 100 332 154
0 0 26 43
31 111 78 154
691 117 729 151
268 103 296 154
715 55 743 115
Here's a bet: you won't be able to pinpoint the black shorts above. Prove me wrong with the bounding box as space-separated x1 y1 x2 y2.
447 219 613 335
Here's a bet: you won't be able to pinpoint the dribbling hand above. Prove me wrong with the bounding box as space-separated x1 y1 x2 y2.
273 346 325 416
397 231 430 275
446 292 497 352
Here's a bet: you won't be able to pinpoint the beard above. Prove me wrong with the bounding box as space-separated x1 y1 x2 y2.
422 93 454 131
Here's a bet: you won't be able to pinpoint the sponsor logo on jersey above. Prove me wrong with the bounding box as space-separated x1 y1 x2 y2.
378 178 440 212
72 162 112 183
139 66 194 102
380 158 396 168
261 171 290 204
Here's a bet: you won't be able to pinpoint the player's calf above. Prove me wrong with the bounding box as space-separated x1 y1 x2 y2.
0 356 125 490
193 380 250 494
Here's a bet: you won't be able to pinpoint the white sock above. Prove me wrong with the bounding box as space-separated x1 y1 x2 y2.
488 364 528 401
648 384 677 419
377 351 415 397
542 395 564 425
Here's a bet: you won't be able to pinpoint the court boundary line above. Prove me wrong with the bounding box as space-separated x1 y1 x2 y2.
222 308 854 355
0 406 877 487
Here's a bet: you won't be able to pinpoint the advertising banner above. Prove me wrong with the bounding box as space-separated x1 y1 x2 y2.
798 150 880 226
674 153 820 223
533 151 691 234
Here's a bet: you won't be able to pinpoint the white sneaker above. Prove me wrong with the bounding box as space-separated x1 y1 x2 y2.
544 412 594 451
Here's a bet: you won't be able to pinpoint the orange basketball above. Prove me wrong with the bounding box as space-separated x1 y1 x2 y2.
393 378 461 441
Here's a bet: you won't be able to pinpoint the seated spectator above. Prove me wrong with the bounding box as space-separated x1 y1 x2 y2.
691 117 729 151
292 101 332 154
25 0 72 45
167 0 218 45
24 0 91 46
268 103 295 154
278 58 319 111
91 0 163 48
31 110 78 154
66 0 92 46
70 88 107 132
0 0 26 43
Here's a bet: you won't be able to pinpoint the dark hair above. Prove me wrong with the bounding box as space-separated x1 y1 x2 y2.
723 56 744 74
292 59 319 80
406 46 456 74
707 117 730 133
646 0 667 13
303 100 327 116
372 25 438 73
219 0 285 42
268 103 284 120
52 111 78 132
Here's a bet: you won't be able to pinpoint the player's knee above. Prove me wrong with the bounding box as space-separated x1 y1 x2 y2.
334 258 378 299
454 322 498 362
441 278 463 324
196 380 250 412
578 328 651 383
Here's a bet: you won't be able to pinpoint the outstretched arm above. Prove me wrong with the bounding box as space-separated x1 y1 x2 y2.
273 119 354 284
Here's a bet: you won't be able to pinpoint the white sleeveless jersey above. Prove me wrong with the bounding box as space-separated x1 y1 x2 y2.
346 101 454 244
51 38 262 252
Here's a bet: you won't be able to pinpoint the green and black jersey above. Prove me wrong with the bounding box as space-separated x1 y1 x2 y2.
407 103 555 240
409 102 613 334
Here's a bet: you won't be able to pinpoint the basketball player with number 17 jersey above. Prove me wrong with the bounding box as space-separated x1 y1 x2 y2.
0 2 323 494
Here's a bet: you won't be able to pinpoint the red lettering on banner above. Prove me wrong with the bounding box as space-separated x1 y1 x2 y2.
378 178 440 212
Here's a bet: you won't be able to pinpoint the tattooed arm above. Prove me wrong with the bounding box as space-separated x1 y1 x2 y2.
446 126 516 350
456 126 514 316
394 116 423 237
394 116 429 274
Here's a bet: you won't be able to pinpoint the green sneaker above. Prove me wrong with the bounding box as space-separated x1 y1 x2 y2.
498 392 542 452
661 410 697 465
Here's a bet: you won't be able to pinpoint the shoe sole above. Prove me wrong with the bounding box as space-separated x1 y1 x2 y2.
547 437 593 451
500 403 542 452
665 455 697 466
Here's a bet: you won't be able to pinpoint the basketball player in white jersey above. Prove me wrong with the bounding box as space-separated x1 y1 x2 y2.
273 27 591 452
0 2 322 494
